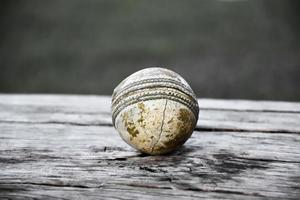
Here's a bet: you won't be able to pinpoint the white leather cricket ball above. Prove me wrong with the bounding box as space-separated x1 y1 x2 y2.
111 67 199 155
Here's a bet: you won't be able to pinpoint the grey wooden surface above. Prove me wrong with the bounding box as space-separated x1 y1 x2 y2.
0 95 299 200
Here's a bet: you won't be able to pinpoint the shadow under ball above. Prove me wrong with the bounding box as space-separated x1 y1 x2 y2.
111 67 199 155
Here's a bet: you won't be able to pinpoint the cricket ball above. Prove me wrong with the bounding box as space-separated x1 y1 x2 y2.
111 67 199 155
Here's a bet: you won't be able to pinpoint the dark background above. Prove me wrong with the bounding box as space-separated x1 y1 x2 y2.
1 0 299 101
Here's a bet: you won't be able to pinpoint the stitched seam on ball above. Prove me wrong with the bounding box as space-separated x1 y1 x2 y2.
114 78 192 96
112 83 195 105
151 99 168 153
112 94 199 123
112 86 198 114
112 78 196 102
112 87 196 112
112 93 199 125
112 79 197 105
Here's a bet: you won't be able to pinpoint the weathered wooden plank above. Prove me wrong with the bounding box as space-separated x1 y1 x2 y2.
0 95 299 199
1 95 300 133
0 123 299 199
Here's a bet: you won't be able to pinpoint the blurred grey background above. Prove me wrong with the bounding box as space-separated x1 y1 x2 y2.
0 0 299 101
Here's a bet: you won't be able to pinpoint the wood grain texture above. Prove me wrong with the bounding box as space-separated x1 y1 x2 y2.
0 94 299 199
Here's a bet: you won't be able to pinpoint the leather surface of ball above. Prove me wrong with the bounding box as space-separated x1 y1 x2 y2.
111 67 199 155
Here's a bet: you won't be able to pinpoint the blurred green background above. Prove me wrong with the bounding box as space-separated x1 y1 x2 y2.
1 0 299 101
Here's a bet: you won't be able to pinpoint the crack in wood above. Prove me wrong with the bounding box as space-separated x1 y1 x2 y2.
0 120 113 127
194 127 300 134
1 120 299 135
0 182 267 198
200 108 300 114
0 182 103 189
